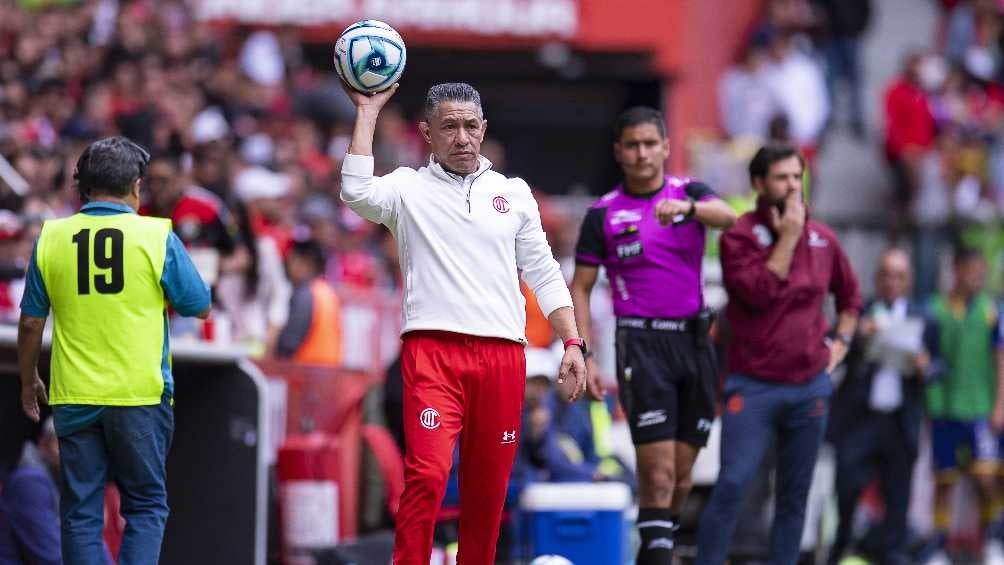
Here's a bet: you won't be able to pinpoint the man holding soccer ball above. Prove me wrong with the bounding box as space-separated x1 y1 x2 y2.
340 78 587 563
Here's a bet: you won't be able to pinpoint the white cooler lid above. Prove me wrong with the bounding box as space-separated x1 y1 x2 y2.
520 482 631 511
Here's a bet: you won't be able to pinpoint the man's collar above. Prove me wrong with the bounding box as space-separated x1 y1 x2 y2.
81 201 135 214
618 176 668 200
428 154 493 182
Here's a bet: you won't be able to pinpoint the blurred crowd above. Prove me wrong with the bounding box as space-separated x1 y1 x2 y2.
699 0 871 239
0 0 586 361
718 0 868 164
0 0 433 353
887 0 1004 300
717 0 1004 301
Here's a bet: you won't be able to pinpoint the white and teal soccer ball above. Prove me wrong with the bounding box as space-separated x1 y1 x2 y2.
333 20 406 94
530 556 574 565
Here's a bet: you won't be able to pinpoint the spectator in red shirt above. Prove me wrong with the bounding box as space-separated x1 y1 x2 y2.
884 53 939 229
695 143 862 565
142 151 250 284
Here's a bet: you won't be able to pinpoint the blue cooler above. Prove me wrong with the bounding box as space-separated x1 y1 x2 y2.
521 482 631 564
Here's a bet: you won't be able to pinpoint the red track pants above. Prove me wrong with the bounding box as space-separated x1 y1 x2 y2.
393 330 526 565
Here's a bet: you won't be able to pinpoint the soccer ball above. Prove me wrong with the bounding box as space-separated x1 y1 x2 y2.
333 20 406 94
530 556 574 565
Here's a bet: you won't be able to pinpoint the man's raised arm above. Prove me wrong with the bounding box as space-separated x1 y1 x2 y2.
340 84 402 225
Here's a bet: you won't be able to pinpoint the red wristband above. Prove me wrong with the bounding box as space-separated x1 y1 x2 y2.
563 337 587 355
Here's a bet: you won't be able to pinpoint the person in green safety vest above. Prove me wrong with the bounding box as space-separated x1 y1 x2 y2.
17 137 211 564
923 247 1004 565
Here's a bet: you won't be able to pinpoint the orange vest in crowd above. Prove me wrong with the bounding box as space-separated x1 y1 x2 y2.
293 279 343 367
522 281 554 348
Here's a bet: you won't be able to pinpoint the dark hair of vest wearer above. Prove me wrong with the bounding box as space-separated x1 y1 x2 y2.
748 142 805 183
953 245 985 266
423 82 483 122
74 136 150 200
291 239 326 274
613 106 667 141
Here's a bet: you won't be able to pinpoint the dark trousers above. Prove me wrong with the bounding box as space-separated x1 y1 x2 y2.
912 228 950 303
825 36 864 128
695 371 831 565
58 396 173 565
828 413 914 565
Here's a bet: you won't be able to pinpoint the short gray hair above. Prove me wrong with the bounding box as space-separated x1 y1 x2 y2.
74 136 150 199
423 82 483 121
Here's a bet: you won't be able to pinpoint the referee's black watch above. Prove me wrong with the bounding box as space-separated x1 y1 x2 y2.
684 197 697 219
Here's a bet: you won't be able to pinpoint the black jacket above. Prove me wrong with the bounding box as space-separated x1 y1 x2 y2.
826 298 936 457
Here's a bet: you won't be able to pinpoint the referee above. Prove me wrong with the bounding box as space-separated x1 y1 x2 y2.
17 137 211 564
570 106 736 564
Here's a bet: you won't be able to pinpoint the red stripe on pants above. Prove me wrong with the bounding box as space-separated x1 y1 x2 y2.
393 331 526 565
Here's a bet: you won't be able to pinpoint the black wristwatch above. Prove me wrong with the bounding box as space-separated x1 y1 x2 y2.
685 197 697 219
835 333 853 346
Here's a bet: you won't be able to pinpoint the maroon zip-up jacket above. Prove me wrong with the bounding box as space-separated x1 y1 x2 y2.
720 200 862 384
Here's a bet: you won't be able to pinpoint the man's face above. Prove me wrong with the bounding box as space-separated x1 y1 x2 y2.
955 256 987 296
614 123 669 186
419 101 486 175
193 143 228 189
309 220 340 250
145 161 184 211
284 253 307 284
525 376 551 408
875 251 912 302
754 155 803 207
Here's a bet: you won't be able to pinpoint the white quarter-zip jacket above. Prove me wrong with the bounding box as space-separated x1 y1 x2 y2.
341 153 572 342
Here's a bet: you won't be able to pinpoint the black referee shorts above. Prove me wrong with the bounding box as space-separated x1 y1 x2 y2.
614 318 718 447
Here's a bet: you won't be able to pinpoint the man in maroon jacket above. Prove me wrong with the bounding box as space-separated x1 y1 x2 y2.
695 143 862 565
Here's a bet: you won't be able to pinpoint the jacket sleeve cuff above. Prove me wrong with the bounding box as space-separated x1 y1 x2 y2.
535 285 574 319
342 153 375 177
836 296 864 316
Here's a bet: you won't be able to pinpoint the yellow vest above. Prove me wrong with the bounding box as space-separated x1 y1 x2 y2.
36 212 171 406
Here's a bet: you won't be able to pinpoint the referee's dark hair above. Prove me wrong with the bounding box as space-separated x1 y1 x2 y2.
290 239 327 274
614 106 667 140
749 143 805 183
73 136 150 200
